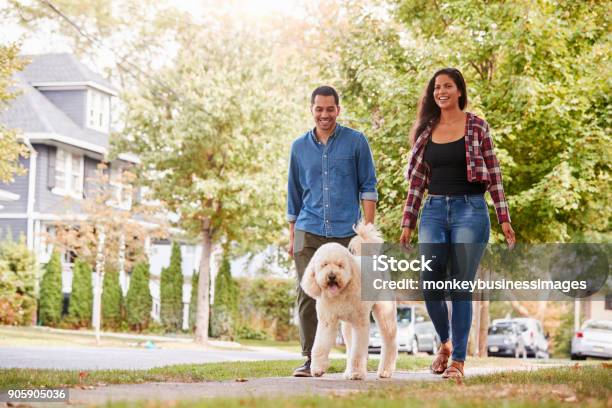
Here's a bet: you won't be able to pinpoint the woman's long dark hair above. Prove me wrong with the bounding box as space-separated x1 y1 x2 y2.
409 68 468 145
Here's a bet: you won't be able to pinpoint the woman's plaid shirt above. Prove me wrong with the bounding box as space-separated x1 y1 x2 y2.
401 112 511 229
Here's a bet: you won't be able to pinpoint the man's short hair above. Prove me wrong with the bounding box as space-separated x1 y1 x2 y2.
311 86 339 106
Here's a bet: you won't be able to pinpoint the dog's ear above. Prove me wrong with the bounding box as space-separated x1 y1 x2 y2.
300 260 322 299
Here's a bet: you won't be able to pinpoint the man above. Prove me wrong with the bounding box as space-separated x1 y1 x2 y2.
287 85 378 377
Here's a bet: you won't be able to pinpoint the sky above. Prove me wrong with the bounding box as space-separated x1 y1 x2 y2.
0 0 308 54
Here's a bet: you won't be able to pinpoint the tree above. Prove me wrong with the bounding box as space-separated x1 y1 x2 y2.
311 0 610 355
66 258 93 327
125 261 152 331
101 267 123 329
7 0 319 344
160 242 183 331
211 255 238 338
0 43 29 183
46 163 166 340
121 18 302 343
189 270 198 331
38 252 63 326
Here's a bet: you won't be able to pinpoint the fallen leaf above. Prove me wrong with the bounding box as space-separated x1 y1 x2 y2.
601 362 612 369
235 378 248 382
571 363 581 370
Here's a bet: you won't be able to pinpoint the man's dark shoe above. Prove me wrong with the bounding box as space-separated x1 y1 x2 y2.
293 359 312 377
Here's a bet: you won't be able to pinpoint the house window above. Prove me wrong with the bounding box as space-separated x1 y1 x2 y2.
54 148 84 197
87 89 110 132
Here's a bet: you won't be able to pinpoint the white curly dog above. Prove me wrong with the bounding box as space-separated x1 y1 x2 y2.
300 222 397 380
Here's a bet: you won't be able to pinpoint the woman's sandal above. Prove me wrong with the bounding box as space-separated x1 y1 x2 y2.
430 344 451 374
441 361 464 379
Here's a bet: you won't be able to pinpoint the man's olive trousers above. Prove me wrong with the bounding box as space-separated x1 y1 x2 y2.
293 229 353 357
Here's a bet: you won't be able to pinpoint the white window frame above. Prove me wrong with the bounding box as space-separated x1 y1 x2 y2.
52 148 84 199
86 88 110 132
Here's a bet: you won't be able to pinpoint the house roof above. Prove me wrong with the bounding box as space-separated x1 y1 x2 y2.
21 53 117 95
0 73 109 153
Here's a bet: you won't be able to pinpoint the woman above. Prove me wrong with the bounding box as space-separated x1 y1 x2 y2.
399 68 515 379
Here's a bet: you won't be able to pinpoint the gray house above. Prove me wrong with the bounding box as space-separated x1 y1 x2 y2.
0 53 138 287
0 53 202 326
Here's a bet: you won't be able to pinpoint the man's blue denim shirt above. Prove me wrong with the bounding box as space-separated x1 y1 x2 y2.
287 124 378 238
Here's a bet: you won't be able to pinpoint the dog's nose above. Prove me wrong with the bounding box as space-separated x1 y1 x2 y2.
328 272 336 280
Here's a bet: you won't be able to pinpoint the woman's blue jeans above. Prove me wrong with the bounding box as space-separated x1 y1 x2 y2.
418 194 490 361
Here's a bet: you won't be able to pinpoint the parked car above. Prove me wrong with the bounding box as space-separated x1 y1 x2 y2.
571 319 612 360
492 318 550 358
369 305 439 355
487 321 527 358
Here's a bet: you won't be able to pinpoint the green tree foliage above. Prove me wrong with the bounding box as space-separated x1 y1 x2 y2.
160 242 184 332
120 18 303 342
67 259 93 327
0 236 37 325
0 43 29 183
211 256 238 338
320 0 611 243
125 262 152 331
38 252 63 327
101 267 123 329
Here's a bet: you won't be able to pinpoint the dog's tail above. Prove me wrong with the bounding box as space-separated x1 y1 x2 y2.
348 221 383 256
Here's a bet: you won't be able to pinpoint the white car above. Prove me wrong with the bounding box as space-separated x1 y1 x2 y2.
369 305 439 355
571 319 612 360
492 318 549 358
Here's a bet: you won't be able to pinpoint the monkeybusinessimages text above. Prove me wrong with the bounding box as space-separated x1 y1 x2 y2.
370 255 588 293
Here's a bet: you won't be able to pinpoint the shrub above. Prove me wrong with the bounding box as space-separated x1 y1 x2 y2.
102 267 123 329
211 256 238 338
66 259 93 327
236 325 269 340
552 302 575 358
236 277 298 341
125 261 152 331
0 237 37 325
38 252 63 327
160 242 184 331
189 270 198 331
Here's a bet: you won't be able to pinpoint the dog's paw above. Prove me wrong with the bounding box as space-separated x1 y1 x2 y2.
342 369 352 380
310 360 327 377
311 368 325 377
347 370 367 380
377 367 393 378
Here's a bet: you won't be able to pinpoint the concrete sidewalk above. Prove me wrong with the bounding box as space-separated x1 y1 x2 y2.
67 363 572 407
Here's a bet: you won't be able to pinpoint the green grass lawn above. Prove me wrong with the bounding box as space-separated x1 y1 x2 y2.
98 365 611 408
0 355 432 389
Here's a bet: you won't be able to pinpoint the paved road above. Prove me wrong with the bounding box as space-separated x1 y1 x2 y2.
0 345 312 370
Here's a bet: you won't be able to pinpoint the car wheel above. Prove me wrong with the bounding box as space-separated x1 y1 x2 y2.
410 338 419 355
571 354 586 361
